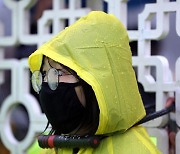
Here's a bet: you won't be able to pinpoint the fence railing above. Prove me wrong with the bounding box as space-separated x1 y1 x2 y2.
0 0 180 153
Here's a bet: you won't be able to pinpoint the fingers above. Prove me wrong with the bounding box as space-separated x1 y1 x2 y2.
165 97 175 108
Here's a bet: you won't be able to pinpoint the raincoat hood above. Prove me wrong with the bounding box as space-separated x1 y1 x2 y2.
28 11 146 135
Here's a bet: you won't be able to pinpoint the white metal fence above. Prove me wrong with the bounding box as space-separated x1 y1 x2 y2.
0 0 180 153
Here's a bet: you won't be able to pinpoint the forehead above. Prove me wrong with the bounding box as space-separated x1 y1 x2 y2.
42 57 63 71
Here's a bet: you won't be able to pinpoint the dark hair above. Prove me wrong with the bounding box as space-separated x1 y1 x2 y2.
79 79 100 135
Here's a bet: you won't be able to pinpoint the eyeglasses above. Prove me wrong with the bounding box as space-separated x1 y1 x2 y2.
31 57 76 93
31 68 67 93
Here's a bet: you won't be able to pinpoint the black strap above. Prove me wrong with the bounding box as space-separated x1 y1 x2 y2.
37 135 104 149
37 103 175 149
135 102 175 125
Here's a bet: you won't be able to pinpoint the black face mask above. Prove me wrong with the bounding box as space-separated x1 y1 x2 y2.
39 82 86 134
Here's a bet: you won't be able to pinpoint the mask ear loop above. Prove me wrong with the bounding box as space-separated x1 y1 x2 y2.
135 102 175 126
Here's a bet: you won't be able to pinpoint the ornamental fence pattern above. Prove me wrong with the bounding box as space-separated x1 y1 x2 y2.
0 0 180 153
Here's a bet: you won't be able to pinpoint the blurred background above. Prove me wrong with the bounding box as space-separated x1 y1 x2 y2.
0 0 179 153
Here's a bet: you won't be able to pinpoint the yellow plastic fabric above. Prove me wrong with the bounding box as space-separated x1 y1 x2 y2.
27 140 56 154
28 11 161 153
150 137 158 146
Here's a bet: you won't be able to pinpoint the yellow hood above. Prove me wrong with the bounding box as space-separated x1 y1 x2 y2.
28 11 146 135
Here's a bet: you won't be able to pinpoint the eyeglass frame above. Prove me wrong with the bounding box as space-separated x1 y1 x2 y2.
31 57 77 93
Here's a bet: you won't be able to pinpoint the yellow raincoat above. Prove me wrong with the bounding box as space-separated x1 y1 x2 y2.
28 11 161 154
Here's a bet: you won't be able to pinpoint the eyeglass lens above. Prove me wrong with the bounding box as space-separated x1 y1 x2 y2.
31 68 63 93
47 68 59 90
31 71 42 93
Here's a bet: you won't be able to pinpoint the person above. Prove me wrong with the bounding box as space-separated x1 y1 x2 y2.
28 11 160 153
165 97 176 154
